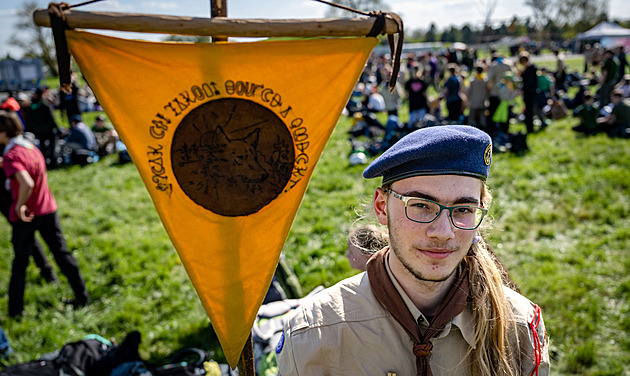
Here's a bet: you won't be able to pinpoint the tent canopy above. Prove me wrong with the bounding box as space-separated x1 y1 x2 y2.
577 21 630 40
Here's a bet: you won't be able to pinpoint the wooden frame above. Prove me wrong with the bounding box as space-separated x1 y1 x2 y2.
33 9 400 38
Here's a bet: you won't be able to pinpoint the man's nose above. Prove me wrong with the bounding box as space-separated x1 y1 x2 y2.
426 209 455 240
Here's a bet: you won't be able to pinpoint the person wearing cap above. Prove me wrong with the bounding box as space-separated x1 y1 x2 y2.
62 114 97 165
66 114 96 152
277 125 549 375
0 110 90 318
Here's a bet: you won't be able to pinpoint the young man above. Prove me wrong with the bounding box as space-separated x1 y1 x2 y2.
0 110 89 318
277 125 549 375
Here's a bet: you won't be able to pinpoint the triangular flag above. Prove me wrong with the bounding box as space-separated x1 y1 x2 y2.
66 30 377 366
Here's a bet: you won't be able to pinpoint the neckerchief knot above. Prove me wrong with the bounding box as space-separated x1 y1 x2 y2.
367 247 470 376
413 342 433 357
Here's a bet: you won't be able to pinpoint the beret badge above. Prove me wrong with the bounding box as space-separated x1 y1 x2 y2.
484 144 492 166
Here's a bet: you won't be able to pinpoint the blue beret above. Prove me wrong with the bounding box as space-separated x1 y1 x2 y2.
363 125 492 184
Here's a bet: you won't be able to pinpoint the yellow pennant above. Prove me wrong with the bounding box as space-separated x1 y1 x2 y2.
66 30 377 366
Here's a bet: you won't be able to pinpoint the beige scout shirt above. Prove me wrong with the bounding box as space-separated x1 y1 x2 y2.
277 260 549 376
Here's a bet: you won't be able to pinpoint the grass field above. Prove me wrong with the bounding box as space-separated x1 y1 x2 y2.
0 55 628 375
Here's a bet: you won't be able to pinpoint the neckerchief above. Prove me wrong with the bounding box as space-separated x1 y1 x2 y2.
367 247 470 376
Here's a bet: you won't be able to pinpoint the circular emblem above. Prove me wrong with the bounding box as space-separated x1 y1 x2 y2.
483 143 492 166
171 98 295 216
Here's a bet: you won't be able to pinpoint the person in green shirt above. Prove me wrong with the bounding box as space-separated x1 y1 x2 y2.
572 92 599 135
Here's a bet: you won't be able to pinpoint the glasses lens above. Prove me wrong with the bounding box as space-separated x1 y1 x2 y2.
405 197 484 229
451 206 484 229
405 198 440 223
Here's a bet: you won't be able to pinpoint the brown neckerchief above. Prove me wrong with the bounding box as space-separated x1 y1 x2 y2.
367 247 470 376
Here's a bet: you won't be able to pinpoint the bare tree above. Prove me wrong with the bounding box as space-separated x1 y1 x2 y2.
554 0 609 27
476 0 499 29
526 0 609 32
9 1 58 76
322 0 390 18
524 0 551 29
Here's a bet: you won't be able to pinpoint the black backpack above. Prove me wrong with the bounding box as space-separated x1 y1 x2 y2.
0 332 141 376
0 360 58 376
0 337 110 376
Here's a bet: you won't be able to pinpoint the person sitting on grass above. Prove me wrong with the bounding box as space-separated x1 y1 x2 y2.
63 114 97 165
572 92 600 136
92 114 119 157
597 89 630 138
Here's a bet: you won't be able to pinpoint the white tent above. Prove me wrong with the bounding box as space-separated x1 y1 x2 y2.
577 21 630 40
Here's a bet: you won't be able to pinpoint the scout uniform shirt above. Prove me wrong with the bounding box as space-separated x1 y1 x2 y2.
276 257 549 375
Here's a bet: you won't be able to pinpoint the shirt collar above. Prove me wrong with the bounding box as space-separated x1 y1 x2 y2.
384 251 476 347
4 135 33 155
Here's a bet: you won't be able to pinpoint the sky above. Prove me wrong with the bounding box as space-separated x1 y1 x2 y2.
1 0 629 58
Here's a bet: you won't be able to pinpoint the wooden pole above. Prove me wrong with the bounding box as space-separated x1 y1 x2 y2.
237 334 255 375
32 9 401 38
210 0 228 42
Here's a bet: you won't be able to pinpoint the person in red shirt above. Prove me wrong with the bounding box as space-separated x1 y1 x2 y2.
0 110 89 318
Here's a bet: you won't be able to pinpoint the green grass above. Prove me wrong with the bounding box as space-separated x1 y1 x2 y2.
1 55 629 374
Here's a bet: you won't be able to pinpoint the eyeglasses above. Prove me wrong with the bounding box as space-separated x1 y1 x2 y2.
385 189 487 230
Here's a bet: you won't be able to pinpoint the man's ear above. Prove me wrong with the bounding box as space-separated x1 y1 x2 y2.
374 188 388 226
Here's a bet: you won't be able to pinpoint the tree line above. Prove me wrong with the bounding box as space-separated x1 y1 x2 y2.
5 0 630 78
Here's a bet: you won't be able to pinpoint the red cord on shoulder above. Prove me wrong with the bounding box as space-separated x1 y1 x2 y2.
529 304 543 376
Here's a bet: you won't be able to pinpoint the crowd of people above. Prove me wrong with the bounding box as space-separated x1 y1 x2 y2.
346 44 630 163
0 75 121 170
0 75 126 320
0 41 627 374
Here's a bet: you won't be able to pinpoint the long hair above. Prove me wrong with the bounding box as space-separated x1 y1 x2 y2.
374 181 520 375
464 185 519 376
348 224 389 256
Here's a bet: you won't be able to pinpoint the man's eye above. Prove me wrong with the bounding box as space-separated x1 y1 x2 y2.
410 202 430 209
454 207 474 214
